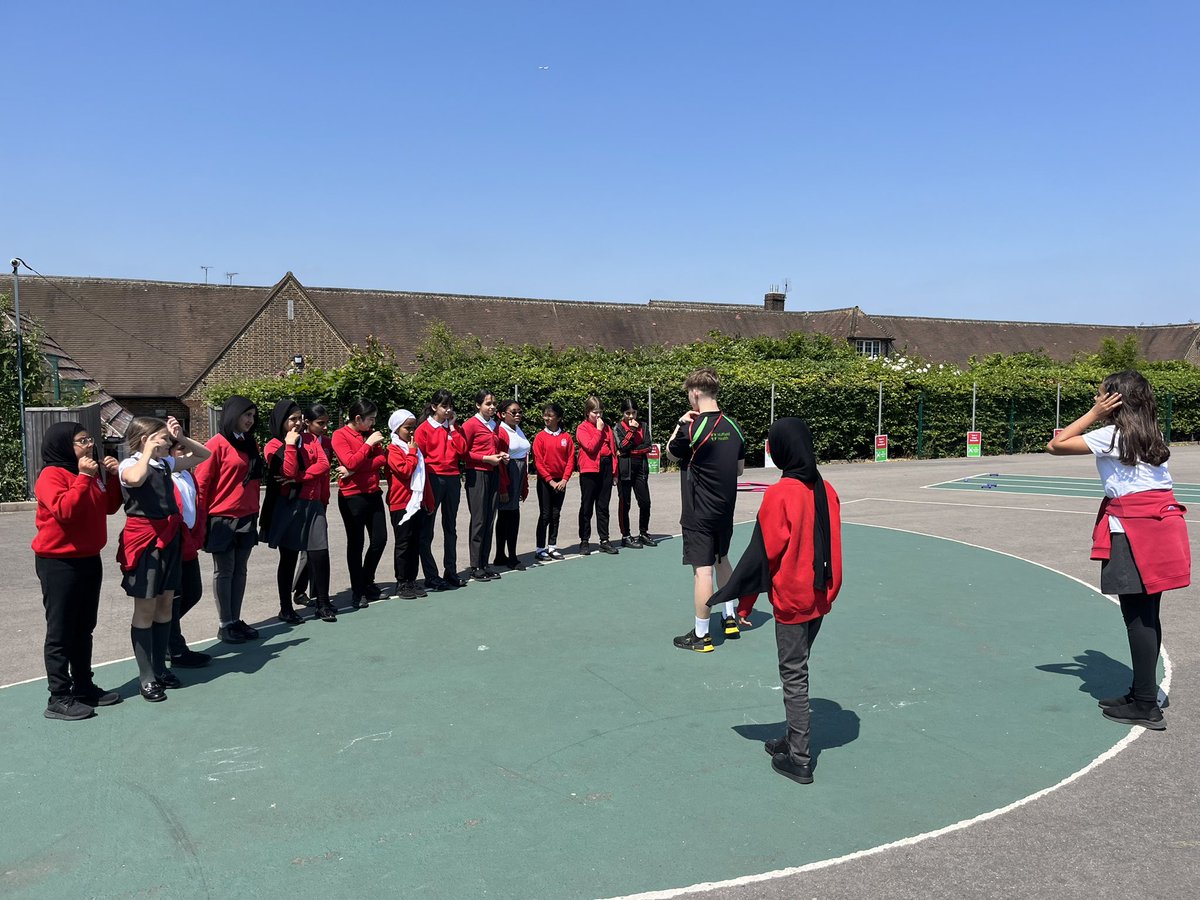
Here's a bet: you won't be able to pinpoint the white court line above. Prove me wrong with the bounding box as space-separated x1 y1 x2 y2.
602 520 1171 900
920 471 993 489
854 497 1093 515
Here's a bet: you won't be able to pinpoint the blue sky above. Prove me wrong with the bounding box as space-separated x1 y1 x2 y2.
6 1 1197 324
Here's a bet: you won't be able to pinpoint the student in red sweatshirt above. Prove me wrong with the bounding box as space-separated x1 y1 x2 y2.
332 398 388 609
261 399 335 625
195 395 264 645
461 390 509 581
415 388 467 591
532 402 574 562
614 397 657 549
386 409 428 600
32 422 125 720
575 395 619 555
1048 370 1190 731
707 418 843 785
118 416 210 702
292 403 335 610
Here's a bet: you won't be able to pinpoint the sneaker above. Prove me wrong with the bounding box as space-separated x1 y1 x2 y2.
673 629 714 653
293 591 311 608
483 568 502 581
598 541 619 555
316 602 338 623
579 542 593 556
722 616 741 639
351 596 370 609
621 535 643 549
75 684 122 707
639 533 659 548
535 549 552 562
509 557 527 571
234 620 260 639
45 696 95 720
1098 691 1134 709
156 670 183 690
771 753 814 784
411 581 428 598
218 624 246 644
1102 699 1166 730
548 549 565 561
278 609 305 625
424 576 447 592
398 582 418 600
170 649 212 668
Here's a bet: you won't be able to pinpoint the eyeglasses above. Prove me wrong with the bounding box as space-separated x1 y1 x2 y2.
73 437 95 446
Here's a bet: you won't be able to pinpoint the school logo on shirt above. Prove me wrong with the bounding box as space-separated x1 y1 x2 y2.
560 438 568 448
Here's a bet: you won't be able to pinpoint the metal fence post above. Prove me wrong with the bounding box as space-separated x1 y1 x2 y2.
1007 397 1015 454
1165 392 1173 444
916 392 925 458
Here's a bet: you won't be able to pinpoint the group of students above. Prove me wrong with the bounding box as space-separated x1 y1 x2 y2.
30 388 661 720
28 366 1188 792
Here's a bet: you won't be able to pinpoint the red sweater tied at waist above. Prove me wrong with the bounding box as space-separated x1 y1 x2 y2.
117 516 181 574
1091 490 1190 594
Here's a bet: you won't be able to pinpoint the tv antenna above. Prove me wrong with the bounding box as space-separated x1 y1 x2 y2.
200 266 211 284
225 272 238 285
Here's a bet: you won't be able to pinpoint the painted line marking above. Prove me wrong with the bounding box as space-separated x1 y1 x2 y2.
851 497 1093 515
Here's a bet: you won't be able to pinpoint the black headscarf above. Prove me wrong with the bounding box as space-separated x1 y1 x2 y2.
768 418 832 589
41 421 86 475
706 417 833 609
219 394 264 482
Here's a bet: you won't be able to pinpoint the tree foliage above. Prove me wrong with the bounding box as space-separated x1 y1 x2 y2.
1 294 49 501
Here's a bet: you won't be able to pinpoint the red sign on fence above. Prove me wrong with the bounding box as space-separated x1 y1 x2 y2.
966 431 982 458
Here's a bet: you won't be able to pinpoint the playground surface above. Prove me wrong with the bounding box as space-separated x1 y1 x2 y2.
2 448 1199 899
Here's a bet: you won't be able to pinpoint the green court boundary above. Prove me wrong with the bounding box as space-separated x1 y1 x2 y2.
924 472 1200 503
2 522 1173 900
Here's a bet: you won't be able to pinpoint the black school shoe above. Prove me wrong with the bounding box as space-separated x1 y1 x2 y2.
483 568 502 580
218 624 245 644
140 681 167 702
548 549 565 560
170 649 212 668
316 602 338 622
764 736 788 756
278 609 305 626
351 596 370 609
75 683 122 707
293 591 311 607
424 576 448 592
673 629 714 653
638 533 659 547
578 542 593 556
621 536 643 549
45 696 95 720
234 620 260 639
471 568 490 582
771 753 814 784
443 573 467 589
598 541 619 555
1102 699 1166 730
156 670 183 690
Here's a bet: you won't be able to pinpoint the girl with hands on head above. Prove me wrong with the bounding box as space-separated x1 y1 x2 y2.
575 395 619 555
332 399 389 609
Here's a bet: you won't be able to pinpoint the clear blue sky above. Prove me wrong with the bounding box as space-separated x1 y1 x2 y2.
6 1 1197 324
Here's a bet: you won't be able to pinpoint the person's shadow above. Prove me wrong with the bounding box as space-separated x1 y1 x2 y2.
1036 650 1133 701
114 636 308 697
732 698 861 764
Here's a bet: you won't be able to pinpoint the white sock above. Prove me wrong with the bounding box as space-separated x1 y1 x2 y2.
536 547 546 553
548 545 557 551
723 601 735 618
695 617 710 638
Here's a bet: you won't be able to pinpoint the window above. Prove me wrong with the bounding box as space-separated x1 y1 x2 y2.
855 339 888 359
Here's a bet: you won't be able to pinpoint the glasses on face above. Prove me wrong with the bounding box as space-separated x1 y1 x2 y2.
74 436 95 446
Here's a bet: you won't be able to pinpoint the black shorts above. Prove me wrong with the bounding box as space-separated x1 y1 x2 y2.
681 522 733 567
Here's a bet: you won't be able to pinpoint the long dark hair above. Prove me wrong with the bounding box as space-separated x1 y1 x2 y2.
347 398 377 426
1101 370 1170 466
422 388 455 422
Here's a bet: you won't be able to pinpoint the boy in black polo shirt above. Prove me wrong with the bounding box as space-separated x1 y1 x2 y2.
666 368 745 652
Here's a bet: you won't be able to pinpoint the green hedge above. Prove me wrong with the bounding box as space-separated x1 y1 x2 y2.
205 325 1199 463
1 294 48 501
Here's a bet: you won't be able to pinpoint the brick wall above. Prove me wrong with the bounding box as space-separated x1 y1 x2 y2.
116 397 193 432
184 279 351 439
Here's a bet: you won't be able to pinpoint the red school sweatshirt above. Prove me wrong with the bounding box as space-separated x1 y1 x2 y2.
332 425 386 496
414 419 467 477
195 434 261 519
460 415 502 472
759 479 844 625
532 430 575 483
575 420 618 475
385 443 420 512
31 467 124 558
263 435 332 502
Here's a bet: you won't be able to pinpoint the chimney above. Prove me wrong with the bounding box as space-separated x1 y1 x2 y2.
764 291 786 312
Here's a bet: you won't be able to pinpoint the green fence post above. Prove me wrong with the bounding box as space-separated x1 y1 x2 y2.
916 392 925 458
1165 393 1173 444
1007 397 1015 454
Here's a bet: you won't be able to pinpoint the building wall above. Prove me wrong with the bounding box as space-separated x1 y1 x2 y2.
117 397 193 432
184 279 351 439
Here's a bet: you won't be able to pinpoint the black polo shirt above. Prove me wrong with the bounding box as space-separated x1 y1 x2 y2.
668 410 744 530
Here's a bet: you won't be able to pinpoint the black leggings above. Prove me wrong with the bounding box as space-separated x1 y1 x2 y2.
536 477 565 548
495 508 520 562
338 491 388 599
170 557 203 656
578 469 613 543
617 460 651 537
1119 592 1163 702
391 508 425 583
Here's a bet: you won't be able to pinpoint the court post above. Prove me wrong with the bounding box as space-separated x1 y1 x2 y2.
916 392 925 457
1007 398 1015 454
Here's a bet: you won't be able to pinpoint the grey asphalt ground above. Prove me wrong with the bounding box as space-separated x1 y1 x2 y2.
4 448 1198 899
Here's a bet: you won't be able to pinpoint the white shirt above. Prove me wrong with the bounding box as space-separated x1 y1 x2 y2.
500 423 530 460
1082 425 1173 533
172 469 198 529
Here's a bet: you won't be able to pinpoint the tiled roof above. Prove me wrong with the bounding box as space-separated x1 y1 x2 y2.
875 315 1200 365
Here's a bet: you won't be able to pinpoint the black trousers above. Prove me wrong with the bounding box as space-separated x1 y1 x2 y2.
775 615 824 767
391 508 426 583
494 509 520 562
1119 592 1163 702
169 557 203 656
338 491 388 599
37 555 102 697
536 477 566 548
465 468 499 568
617 460 651 537
420 472 461 580
578 470 613 543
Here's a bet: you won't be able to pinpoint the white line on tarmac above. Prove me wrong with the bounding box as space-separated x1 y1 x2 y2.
602 521 1172 900
850 497 1093 515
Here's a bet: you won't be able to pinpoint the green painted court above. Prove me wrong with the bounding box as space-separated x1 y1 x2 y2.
927 472 1200 503
0 523 1153 899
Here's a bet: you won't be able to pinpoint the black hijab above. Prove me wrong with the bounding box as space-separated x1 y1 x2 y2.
219 394 264 481
41 421 86 475
768 417 832 590
706 417 833 610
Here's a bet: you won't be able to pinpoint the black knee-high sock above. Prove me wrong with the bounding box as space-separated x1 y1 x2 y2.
131 626 156 684
152 622 171 678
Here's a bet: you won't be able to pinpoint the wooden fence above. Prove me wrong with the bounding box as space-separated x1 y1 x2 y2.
23 401 105 489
